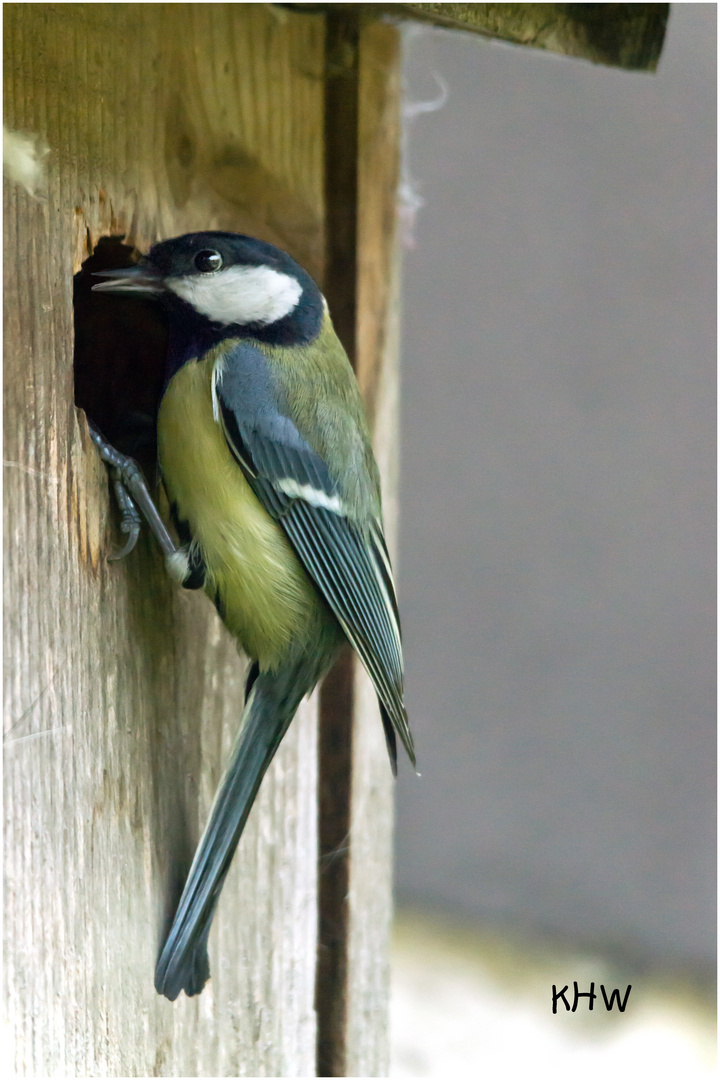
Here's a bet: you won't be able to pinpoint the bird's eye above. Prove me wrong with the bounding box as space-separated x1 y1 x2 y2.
194 250 223 273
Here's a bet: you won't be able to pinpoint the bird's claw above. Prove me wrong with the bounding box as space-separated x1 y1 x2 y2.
88 420 178 561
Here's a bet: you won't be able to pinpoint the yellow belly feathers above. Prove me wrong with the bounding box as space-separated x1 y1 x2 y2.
157 354 322 669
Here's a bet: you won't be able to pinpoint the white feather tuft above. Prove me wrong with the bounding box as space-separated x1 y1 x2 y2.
166 549 190 583
3 125 50 198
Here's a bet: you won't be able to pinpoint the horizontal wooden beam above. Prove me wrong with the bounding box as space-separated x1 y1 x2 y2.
287 3 669 72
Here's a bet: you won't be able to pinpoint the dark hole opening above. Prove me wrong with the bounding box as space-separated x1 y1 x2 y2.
73 235 168 477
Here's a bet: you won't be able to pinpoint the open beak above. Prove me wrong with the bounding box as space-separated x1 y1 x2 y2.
92 264 163 294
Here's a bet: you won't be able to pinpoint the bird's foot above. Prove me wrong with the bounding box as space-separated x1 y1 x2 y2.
88 420 178 561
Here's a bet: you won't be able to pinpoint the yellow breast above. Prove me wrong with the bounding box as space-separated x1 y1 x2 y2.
157 353 322 669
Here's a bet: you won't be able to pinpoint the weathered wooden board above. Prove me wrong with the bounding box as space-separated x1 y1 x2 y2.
394 3 669 71
4 4 326 1074
345 19 403 1078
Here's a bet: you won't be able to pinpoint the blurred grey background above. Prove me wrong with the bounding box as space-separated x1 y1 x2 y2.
394 4 715 978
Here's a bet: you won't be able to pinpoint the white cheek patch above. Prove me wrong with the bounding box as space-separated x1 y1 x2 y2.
167 265 303 327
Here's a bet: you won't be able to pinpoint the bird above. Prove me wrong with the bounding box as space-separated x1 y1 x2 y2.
92 230 415 1001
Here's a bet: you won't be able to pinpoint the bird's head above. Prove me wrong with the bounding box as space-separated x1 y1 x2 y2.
93 231 324 344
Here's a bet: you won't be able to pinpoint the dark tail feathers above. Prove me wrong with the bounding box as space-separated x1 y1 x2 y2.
154 665 306 1000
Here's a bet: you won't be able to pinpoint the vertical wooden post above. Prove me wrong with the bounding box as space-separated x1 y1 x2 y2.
316 10 361 1077
347 21 403 1077
316 12 402 1077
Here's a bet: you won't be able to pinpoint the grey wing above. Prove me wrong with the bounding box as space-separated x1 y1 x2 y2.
214 341 415 769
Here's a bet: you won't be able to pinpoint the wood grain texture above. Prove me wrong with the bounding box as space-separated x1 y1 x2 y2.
4 4 324 1074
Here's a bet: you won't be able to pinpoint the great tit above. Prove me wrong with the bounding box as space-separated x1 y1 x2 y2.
92 231 415 1001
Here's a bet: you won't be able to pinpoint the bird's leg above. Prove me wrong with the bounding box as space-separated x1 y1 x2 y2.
88 420 178 562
